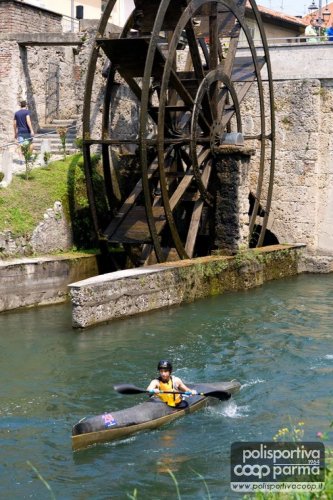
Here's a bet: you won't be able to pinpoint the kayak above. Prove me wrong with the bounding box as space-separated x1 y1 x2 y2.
72 381 240 450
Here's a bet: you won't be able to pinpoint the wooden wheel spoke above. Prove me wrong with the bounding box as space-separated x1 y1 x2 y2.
185 162 212 258
169 68 211 134
180 146 211 170
185 24 214 126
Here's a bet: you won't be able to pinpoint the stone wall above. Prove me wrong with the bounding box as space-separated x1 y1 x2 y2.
75 27 106 140
0 0 62 34
0 41 21 146
269 80 319 250
266 79 333 257
20 44 79 128
0 253 99 312
0 202 73 257
74 25 137 145
213 148 252 254
69 245 302 328
0 27 112 148
0 43 74 145
238 76 333 260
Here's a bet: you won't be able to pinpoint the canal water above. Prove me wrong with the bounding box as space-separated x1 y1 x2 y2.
0 274 332 499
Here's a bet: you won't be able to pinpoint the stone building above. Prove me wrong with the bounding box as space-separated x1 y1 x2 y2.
244 2 307 43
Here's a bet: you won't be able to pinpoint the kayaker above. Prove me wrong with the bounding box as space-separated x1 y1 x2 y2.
147 360 197 407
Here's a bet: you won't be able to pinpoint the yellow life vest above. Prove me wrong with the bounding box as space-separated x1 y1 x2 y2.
158 377 182 407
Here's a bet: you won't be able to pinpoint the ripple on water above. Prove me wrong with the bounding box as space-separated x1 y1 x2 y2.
206 400 250 419
240 378 266 389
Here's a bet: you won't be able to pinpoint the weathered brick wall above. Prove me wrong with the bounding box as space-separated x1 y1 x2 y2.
0 0 62 34
0 43 12 79
0 41 21 146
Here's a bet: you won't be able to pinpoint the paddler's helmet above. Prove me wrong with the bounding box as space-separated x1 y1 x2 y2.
157 360 172 372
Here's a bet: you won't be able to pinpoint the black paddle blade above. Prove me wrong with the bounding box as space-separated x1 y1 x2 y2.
204 391 231 401
114 384 146 395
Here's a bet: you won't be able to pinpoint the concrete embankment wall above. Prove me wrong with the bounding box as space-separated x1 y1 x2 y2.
0 253 98 312
69 245 303 329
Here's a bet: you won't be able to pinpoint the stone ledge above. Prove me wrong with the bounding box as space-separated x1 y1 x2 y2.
0 253 99 313
0 33 83 45
69 244 304 329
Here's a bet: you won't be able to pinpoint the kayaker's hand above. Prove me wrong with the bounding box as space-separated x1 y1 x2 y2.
191 390 198 395
149 389 159 394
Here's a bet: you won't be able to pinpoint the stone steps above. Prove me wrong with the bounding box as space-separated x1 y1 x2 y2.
35 118 79 154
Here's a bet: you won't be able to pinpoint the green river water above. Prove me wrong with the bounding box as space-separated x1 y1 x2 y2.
0 274 333 499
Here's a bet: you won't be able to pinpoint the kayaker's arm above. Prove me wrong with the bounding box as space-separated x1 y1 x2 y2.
174 376 197 395
146 379 160 394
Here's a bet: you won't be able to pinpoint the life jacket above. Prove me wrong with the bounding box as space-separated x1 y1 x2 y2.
158 376 182 407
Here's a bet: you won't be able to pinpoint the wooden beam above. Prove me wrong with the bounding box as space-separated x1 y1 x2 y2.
185 163 212 257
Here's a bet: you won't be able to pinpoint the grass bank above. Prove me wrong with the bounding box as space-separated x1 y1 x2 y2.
0 154 105 249
0 155 81 236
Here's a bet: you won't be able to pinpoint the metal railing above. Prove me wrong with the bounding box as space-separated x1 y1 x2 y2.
238 34 333 48
0 125 78 152
61 15 80 33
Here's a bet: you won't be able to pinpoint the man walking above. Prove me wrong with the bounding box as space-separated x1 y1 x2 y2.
14 100 34 152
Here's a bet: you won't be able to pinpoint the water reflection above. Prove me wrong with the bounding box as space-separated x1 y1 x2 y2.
157 454 190 474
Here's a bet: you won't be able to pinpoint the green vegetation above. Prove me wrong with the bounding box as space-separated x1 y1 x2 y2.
27 461 56 500
234 248 264 268
281 116 292 127
0 157 71 235
43 151 52 167
20 140 38 180
127 468 212 500
74 136 83 150
57 127 68 160
244 420 333 500
0 154 106 249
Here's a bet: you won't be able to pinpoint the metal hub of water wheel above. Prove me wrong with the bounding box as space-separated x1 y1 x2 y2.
83 0 275 267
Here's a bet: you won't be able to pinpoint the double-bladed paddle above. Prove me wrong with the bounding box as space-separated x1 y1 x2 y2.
114 384 231 400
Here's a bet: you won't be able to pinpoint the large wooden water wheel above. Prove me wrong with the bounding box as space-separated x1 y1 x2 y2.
83 0 275 267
